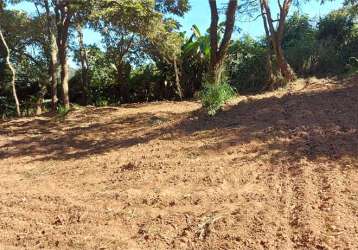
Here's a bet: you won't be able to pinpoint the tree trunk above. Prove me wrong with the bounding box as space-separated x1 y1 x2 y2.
59 43 70 109
76 23 90 105
208 0 238 84
209 60 225 86
55 2 71 110
275 45 296 82
208 0 219 84
0 28 20 117
261 0 296 82
35 82 47 115
260 1 275 87
173 56 183 99
49 38 58 111
115 62 129 103
44 0 58 112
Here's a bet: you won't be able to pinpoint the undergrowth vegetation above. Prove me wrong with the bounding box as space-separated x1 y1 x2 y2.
0 1 357 117
199 82 236 116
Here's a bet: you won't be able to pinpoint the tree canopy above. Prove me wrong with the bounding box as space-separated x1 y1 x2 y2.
0 0 357 117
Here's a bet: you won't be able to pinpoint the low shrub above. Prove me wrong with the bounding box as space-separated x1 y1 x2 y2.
199 82 235 116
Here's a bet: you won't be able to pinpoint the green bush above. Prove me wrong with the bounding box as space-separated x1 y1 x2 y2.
315 8 357 74
57 104 70 117
227 36 268 92
94 97 109 107
199 82 235 116
0 96 17 119
315 39 346 74
282 12 317 75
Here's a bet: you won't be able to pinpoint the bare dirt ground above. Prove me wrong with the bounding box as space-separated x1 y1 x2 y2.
0 76 357 249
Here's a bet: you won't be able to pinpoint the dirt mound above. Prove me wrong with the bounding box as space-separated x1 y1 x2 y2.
0 76 357 249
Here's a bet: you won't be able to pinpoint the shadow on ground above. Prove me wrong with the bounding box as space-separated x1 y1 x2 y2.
1 76 357 163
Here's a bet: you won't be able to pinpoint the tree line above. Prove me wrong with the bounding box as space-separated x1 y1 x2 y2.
0 0 357 117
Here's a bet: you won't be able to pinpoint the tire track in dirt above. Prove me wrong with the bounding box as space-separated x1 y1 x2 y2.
339 162 358 247
272 95 321 249
316 161 358 249
229 157 292 249
271 164 294 249
277 89 329 249
236 170 279 249
286 159 325 249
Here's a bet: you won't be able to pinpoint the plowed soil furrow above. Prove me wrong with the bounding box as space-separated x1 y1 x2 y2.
272 165 295 250
317 162 358 249
0 76 357 249
286 161 325 249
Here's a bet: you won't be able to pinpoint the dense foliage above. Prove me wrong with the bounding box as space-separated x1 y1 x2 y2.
0 1 357 117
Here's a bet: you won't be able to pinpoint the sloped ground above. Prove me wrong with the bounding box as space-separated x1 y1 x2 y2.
0 76 357 249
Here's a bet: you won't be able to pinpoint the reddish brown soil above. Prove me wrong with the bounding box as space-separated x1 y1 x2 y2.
0 76 357 249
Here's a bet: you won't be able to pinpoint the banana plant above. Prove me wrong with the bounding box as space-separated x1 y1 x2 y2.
182 25 211 62
182 23 226 63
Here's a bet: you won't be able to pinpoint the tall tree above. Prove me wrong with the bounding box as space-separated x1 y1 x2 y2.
0 2 21 116
0 28 20 116
259 0 296 82
145 20 185 99
44 0 58 112
53 0 73 110
259 0 275 86
92 0 172 101
91 0 190 101
75 19 90 105
72 1 93 105
9 0 59 112
208 0 238 85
